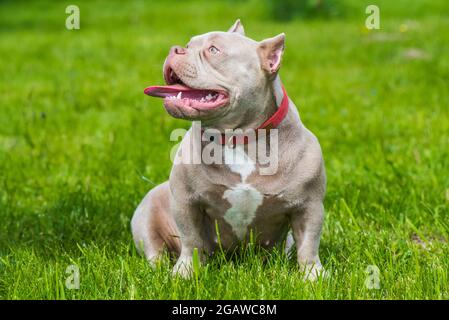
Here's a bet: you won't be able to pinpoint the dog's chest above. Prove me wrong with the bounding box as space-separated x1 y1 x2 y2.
220 146 265 239
198 145 291 245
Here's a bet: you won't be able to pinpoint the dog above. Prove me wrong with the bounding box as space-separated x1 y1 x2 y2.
131 20 326 281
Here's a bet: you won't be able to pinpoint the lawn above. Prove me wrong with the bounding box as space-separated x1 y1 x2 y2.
0 0 448 299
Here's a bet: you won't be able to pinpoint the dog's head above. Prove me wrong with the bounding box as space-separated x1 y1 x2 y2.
145 20 285 128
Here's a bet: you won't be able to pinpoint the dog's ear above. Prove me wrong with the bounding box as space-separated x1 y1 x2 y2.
257 33 285 76
227 19 245 36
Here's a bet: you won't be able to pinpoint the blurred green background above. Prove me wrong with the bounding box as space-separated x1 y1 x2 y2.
0 0 448 299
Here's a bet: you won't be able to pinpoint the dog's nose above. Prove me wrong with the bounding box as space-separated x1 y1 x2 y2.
170 45 186 55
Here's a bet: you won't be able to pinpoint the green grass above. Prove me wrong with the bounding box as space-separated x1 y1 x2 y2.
0 0 448 299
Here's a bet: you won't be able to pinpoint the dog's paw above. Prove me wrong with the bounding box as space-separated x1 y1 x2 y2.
146 255 162 270
172 257 194 278
301 264 327 282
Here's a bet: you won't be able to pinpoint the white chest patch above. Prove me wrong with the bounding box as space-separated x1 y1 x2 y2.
224 145 255 182
223 183 263 239
223 146 263 239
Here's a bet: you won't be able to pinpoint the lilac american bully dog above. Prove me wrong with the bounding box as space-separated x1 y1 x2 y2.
131 20 326 280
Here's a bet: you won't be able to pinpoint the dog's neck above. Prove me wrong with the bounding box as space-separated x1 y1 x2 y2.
236 75 286 131
272 75 284 106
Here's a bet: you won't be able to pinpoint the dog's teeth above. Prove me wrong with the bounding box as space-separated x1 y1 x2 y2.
205 93 213 101
177 92 182 99
200 97 205 102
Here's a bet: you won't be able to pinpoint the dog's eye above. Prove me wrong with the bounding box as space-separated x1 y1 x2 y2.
208 46 219 54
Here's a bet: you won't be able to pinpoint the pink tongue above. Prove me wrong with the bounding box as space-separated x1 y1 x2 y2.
144 84 190 98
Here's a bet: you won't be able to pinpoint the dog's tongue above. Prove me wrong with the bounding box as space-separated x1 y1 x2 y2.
144 84 228 110
144 84 196 98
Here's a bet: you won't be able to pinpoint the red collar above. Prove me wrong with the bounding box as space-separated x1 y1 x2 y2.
204 84 289 146
257 84 289 130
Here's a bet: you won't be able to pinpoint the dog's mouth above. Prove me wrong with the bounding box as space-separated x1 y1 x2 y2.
144 67 229 112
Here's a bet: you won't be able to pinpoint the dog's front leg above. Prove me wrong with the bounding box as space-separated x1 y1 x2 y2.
171 201 208 278
291 201 325 281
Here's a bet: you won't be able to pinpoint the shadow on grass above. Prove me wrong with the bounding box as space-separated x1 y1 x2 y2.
0 186 136 259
